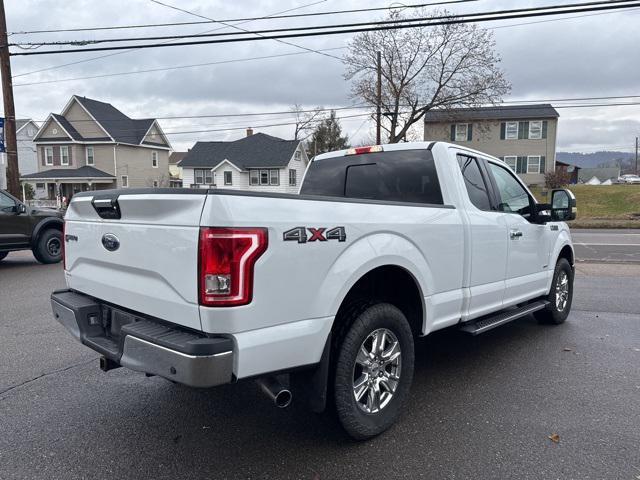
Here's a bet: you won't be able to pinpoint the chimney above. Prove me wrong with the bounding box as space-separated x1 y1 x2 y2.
246 127 254 137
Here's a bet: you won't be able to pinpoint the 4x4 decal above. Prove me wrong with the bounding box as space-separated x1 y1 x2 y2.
283 226 346 244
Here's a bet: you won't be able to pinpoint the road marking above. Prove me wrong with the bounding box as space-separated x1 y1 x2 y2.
575 245 640 248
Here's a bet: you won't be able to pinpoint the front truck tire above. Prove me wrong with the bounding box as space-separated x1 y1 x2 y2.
33 228 63 264
535 257 574 325
333 302 415 440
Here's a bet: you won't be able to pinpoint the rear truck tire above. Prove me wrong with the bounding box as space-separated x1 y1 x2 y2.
535 257 573 325
333 302 414 440
33 228 63 264
0 251 8 261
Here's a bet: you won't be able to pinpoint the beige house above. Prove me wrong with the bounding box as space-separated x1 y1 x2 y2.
168 151 187 188
424 104 559 185
22 95 171 200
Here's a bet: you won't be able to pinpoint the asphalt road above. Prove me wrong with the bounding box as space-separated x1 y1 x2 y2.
1 251 640 480
572 229 640 263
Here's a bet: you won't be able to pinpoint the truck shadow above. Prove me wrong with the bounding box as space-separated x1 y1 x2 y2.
36 313 571 478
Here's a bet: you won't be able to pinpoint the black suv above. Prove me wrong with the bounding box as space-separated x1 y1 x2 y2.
0 189 64 264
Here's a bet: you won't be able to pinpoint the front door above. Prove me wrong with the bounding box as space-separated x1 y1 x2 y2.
486 162 550 306
0 191 32 248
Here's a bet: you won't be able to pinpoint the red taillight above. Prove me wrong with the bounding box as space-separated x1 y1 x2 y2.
345 145 383 155
62 220 66 270
198 227 268 307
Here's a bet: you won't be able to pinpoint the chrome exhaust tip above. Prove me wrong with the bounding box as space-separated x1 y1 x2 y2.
256 376 292 408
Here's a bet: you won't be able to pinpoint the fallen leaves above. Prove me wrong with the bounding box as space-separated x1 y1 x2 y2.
548 433 560 443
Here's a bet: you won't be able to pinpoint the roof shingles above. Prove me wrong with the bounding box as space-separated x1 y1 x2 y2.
21 166 115 180
178 133 299 169
423 104 559 123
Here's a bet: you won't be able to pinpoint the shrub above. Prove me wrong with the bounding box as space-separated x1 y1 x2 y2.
545 170 570 189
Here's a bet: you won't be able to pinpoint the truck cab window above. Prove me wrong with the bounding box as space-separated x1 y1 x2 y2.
488 162 533 219
0 191 16 212
456 154 491 211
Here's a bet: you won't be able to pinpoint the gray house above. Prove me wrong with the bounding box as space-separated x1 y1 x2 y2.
179 130 309 194
424 104 559 186
22 95 171 201
0 119 39 191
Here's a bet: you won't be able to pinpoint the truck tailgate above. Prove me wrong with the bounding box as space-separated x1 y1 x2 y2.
64 191 207 331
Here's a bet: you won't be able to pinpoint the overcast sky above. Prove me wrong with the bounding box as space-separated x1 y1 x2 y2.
4 0 640 153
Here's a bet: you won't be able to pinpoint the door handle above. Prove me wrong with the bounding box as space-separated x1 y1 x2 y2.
510 230 523 239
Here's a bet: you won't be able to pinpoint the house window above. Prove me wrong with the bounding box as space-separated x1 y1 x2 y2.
455 124 468 142
250 169 280 186
529 121 543 139
527 156 541 174
194 169 213 185
121 175 129 188
152 180 159 187
152 151 158 168
45 147 54 166
86 146 94 166
36 183 45 190
294 150 302 161
60 146 69 166
504 156 517 171
224 171 232 186
505 121 519 140
289 169 297 186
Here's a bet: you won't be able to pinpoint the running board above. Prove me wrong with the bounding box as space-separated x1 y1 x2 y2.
459 300 550 335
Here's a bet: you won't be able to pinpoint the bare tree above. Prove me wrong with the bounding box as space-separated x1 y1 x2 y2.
291 103 326 140
344 9 510 143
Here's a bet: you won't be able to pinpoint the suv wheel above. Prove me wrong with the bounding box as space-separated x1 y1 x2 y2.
0 252 8 262
535 257 573 324
333 302 414 440
33 229 63 264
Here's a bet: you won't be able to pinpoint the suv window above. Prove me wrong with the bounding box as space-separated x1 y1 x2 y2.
0 191 16 213
488 162 534 219
456 154 491 211
301 149 443 205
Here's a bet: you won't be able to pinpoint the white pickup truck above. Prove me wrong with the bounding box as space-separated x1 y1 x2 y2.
52 142 576 439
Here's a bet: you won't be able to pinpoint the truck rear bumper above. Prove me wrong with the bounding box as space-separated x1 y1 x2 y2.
51 289 234 388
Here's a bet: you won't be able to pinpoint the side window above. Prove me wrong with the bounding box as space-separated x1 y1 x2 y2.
456 154 491 211
488 163 533 219
0 192 16 212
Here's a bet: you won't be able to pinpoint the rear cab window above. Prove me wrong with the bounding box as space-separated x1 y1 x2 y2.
301 149 444 205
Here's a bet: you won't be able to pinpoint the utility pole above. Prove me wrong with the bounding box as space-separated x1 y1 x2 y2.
376 50 381 145
0 0 19 197
636 137 638 175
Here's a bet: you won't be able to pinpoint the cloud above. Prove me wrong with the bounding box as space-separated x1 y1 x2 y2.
5 0 640 151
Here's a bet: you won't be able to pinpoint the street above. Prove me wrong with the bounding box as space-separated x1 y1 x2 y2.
1 238 639 480
572 229 640 263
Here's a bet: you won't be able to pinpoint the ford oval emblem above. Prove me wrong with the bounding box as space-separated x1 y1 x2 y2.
102 233 120 252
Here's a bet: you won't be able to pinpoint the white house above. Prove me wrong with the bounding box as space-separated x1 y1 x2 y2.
178 129 309 194
0 119 39 191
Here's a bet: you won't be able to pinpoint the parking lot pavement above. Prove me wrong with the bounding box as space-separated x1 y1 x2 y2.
1 253 640 480
572 229 640 263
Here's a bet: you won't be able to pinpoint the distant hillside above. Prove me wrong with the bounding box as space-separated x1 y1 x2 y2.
556 151 635 169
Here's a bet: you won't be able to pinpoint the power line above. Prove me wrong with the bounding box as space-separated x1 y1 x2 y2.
147 0 342 62
7 1 479 35
12 47 346 87
10 0 329 78
10 0 640 56
12 0 639 47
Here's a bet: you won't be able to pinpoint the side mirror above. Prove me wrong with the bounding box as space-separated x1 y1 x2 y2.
550 189 576 222
17 203 27 214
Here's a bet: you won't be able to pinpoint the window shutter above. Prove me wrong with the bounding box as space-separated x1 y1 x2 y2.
467 123 473 141
518 121 528 139
68 147 73 166
53 146 60 166
517 156 526 174
540 156 546 173
450 125 456 141
41 147 45 166
542 121 548 139
500 122 506 140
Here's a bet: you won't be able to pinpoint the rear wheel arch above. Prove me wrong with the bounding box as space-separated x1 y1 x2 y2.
32 217 63 245
331 265 425 340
